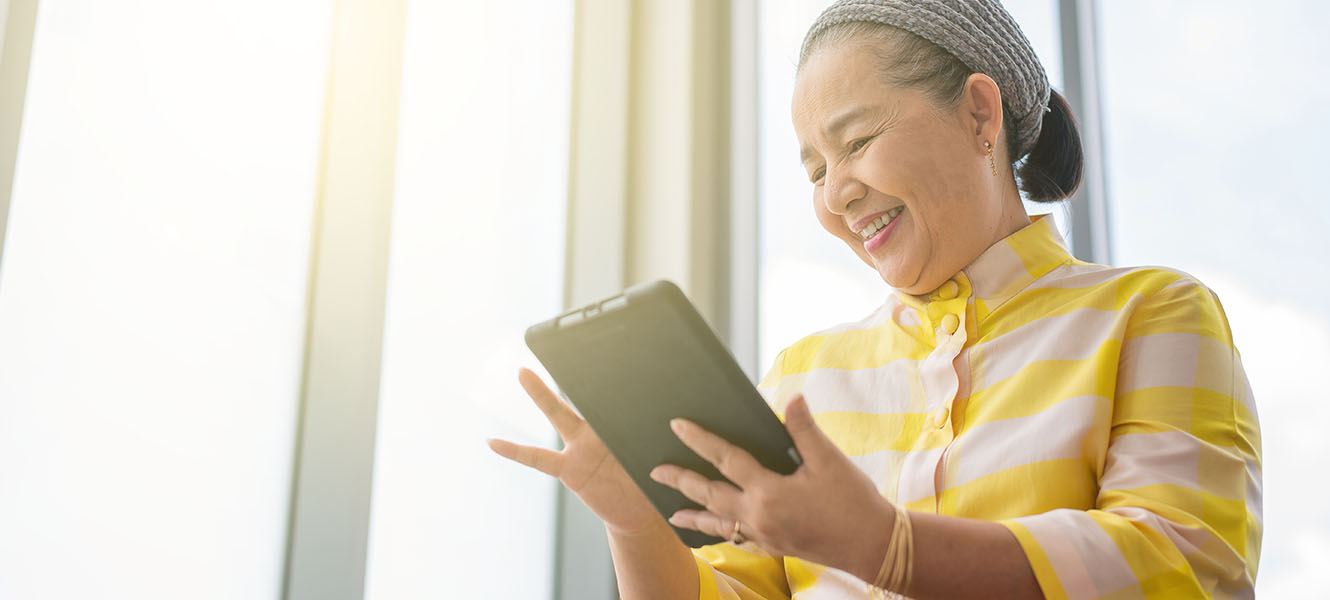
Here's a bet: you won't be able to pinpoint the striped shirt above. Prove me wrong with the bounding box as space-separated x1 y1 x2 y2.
692 215 1262 599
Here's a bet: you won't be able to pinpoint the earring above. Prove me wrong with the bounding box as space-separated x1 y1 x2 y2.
983 141 997 177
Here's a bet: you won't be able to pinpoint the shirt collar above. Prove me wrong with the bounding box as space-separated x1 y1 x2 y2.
896 214 1074 321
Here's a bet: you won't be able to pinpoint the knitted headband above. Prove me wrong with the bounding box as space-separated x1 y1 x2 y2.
802 0 1051 160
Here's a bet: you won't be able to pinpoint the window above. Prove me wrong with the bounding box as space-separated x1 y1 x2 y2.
362 2 573 599
0 0 329 596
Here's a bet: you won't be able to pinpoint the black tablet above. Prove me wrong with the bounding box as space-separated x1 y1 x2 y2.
525 280 803 548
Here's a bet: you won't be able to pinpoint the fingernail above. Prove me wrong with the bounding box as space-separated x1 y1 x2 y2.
670 419 686 434
668 513 683 526
649 466 664 481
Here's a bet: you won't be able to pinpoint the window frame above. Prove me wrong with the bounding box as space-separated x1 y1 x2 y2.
1058 0 1113 264
0 0 38 269
280 0 406 598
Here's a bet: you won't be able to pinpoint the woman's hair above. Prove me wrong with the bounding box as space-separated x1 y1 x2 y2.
798 23 1083 203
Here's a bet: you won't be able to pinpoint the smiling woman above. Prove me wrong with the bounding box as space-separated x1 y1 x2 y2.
793 50 1033 295
490 0 1262 598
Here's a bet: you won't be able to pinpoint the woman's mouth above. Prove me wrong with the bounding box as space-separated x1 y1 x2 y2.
859 206 905 252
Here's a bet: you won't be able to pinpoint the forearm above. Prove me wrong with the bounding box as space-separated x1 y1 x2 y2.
841 508 1041 599
607 519 700 600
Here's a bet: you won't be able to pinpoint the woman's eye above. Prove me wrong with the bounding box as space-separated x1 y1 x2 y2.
811 168 825 184
850 136 873 153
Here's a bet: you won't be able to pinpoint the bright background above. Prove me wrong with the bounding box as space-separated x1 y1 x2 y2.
363 2 570 599
0 1 1322 598
0 0 327 596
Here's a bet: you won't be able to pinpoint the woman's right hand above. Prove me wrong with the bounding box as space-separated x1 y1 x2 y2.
488 368 664 536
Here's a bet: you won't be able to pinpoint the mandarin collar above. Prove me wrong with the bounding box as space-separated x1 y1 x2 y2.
895 214 1074 322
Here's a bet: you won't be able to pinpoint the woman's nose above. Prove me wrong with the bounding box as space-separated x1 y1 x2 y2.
822 166 864 215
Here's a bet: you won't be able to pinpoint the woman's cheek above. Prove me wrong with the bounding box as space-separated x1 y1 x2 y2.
813 192 875 268
812 193 839 235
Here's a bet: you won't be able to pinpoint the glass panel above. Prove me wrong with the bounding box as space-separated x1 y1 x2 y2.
1098 2 1329 595
0 1 329 597
362 2 572 599
756 0 1065 372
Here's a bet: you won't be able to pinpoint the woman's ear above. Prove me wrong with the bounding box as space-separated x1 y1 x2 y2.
962 72 1004 157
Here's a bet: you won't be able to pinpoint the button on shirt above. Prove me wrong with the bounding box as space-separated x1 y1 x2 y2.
690 215 1262 600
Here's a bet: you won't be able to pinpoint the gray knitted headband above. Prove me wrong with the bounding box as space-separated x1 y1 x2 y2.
802 0 1051 160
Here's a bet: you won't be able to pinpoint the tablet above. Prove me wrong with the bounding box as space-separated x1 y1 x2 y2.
525 280 802 548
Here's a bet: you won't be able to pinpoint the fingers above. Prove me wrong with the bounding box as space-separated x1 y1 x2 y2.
488 437 563 478
517 368 582 440
669 419 773 488
666 509 735 541
650 463 742 517
782 394 834 465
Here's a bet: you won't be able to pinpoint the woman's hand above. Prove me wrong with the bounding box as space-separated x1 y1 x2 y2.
649 394 894 581
488 368 664 536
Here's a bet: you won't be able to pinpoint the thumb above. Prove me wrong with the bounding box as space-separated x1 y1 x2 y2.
783 394 834 464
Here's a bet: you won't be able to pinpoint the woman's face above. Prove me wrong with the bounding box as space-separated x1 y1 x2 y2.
792 41 1025 295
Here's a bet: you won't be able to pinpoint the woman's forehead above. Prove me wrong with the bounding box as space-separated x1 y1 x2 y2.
793 44 881 106
792 55 915 141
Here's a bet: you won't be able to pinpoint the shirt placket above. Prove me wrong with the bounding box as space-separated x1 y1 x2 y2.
915 274 972 509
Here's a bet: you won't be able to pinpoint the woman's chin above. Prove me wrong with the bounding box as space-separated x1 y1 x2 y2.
874 263 915 292
857 242 925 293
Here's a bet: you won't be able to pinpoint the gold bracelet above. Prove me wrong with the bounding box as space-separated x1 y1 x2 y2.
894 503 914 595
869 518 896 600
868 503 914 599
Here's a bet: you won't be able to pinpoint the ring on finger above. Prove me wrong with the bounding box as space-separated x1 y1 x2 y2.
730 520 747 545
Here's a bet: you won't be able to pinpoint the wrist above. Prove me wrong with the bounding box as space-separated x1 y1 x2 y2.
606 513 677 544
843 497 897 583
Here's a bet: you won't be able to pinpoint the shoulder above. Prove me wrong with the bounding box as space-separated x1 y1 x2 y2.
1118 267 1235 347
757 299 895 390
1030 262 1228 322
1030 259 1207 298
1110 265 1221 303
1031 261 1236 354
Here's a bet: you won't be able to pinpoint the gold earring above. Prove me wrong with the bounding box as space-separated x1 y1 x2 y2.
984 141 997 176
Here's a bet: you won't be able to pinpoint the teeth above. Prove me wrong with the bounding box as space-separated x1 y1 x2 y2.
858 207 905 240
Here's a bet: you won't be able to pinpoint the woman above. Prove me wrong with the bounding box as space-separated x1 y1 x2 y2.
489 1 1262 597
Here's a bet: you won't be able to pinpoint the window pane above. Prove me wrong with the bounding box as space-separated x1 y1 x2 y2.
757 0 1064 372
1098 2 1329 595
363 2 572 599
0 1 329 598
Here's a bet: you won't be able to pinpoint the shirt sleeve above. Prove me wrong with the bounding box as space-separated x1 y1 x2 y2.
1000 276 1262 599
691 544 792 600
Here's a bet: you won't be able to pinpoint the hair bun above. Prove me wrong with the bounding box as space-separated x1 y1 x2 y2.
1017 89 1083 203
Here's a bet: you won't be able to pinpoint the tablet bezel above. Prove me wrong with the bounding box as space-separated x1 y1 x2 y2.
525 280 802 548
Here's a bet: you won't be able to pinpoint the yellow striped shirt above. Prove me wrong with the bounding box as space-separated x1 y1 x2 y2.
692 215 1262 599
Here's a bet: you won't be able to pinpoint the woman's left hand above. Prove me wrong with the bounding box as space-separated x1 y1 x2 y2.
649 394 894 580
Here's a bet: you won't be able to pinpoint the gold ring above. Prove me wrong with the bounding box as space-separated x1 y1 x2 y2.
730 520 747 545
